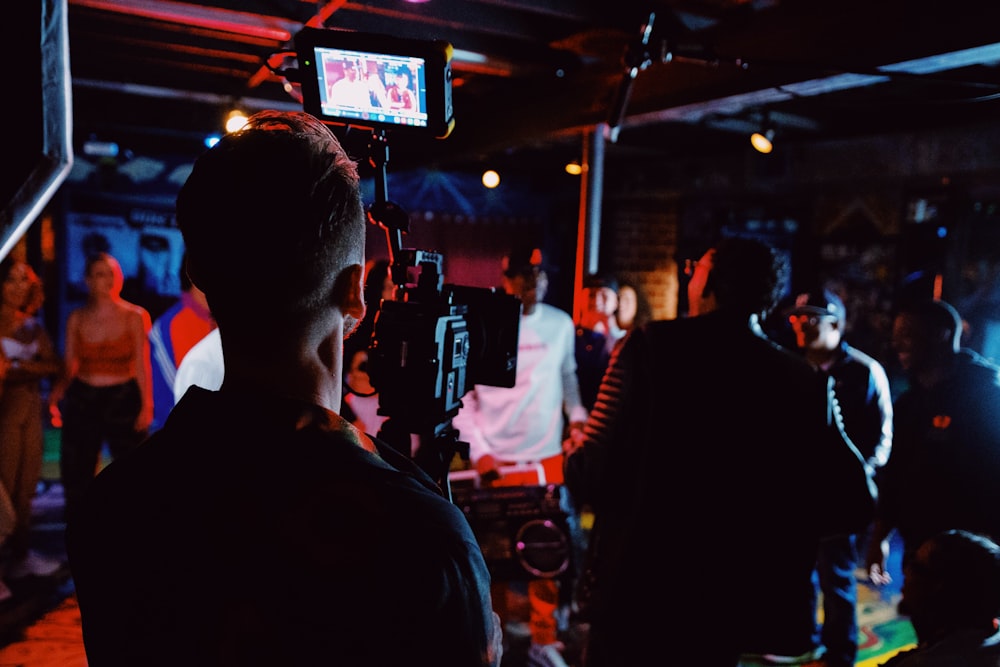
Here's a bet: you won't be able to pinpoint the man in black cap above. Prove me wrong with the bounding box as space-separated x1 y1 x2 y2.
787 287 894 667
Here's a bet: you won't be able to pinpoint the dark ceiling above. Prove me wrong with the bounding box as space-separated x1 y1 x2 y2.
67 0 1000 174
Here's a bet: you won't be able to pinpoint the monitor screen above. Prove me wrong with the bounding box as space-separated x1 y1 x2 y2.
296 28 454 138
314 46 429 129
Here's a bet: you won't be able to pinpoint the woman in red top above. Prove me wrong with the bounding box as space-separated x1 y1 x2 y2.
51 252 153 520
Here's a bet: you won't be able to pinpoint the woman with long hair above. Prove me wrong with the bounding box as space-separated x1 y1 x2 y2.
51 252 152 521
0 257 64 588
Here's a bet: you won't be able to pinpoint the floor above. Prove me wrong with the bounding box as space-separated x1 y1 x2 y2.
0 449 915 667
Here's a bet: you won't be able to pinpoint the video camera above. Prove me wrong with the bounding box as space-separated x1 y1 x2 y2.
296 28 521 490
367 226 521 425
362 201 521 489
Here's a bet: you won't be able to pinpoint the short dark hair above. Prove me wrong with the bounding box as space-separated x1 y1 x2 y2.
710 236 785 316
176 111 363 334
897 299 963 351
583 273 619 293
920 529 1000 624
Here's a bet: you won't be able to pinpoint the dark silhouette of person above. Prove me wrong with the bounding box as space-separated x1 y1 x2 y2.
787 287 894 667
565 236 877 666
867 299 1000 585
879 529 1000 666
66 111 502 666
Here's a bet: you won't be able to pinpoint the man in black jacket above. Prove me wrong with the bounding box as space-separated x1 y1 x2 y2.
565 236 876 666
867 299 1000 586
67 111 501 667
787 288 893 667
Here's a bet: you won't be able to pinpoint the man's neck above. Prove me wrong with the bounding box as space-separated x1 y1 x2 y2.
221 327 345 414
805 347 838 370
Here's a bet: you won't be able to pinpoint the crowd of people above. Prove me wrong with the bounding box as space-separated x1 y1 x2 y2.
3 109 1000 667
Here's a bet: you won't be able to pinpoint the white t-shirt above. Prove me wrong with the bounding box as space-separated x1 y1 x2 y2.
173 328 224 402
345 392 387 435
452 303 587 463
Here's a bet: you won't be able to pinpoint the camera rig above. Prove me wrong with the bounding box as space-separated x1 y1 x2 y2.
363 130 521 495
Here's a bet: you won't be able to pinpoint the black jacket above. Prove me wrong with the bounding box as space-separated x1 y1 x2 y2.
879 349 1000 562
67 386 498 667
825 340 894 468
565 310 876 666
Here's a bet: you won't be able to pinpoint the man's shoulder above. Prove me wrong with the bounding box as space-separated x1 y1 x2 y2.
842 343 888 372
86 400 460 521
958 349 1000 383
539 302 573 323
150 299 184 329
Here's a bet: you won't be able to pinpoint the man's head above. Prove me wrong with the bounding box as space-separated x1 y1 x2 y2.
788 288 846 352
899 529 1000 640
892 298 962 375
176 110 365 341
580 273 619 327
502 245 547 315
687 236 784 318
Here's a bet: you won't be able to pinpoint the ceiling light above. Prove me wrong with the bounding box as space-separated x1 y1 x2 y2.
225 109 249 133
83 139 119 158
750 127 774 154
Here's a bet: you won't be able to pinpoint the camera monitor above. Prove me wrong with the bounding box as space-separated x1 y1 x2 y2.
296 28 455 138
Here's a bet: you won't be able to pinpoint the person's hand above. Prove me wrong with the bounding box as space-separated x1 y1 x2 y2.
475 454 501 485
487 611 503 667
866 537 892 586
135 404 154 433
563 421 586 456
47 384 64 427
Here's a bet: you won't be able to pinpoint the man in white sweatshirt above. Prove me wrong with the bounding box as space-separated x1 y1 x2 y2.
453 245 587 667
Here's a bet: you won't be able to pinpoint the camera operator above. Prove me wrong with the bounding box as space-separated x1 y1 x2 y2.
66 110 502 666
452 244 587 667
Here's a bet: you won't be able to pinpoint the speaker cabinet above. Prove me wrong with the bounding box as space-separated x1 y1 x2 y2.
451 483 571 580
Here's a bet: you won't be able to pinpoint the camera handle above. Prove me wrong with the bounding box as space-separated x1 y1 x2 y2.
363 129 468 499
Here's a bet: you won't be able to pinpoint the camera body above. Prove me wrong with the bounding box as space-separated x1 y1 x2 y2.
295 27 455 138
368 248 521 433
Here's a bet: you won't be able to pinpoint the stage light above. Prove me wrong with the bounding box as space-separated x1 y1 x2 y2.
83 139 119 158
482 169 500 188
750 127 775 154
565 161 583 176
225 109 249 133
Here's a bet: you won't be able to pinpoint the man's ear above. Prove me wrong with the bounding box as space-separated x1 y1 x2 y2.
334 263 365 320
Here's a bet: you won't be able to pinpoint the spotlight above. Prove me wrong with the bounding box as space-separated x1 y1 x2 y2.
750 127 775 154
482 169 500 188
565 161 583 176
225 109 249 134
83 139 119 158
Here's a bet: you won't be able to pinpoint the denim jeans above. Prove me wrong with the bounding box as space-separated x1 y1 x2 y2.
59 379 146 521
814 533 859 666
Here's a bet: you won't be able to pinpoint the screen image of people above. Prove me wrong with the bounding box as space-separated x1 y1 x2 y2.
318 48 426 126
324 59 385 110
386 70 418 113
